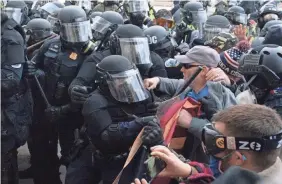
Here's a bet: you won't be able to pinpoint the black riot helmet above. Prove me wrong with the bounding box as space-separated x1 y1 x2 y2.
91 11 123 41
58 5 92 44
46 9 61 34
225 5 247 25
143 25 171 51
203 15 231 41
109 24 152 75
25 18 52 42
259 20 282 36
38 2 65 19
4 0 28 25
214 0 228 16
251 37 265 48
104 0 119 6
90 11 103 19
126 0 149 28
239 44 282 91
179 0 189 8
97 55 149 103
258 3 280 29
173 9 182 24
182 2 207 25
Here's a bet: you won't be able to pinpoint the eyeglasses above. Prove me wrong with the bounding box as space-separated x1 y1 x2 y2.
180 63 203 69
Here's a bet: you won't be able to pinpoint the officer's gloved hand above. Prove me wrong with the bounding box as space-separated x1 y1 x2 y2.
23 60 37 77
142 118 164 147
199 96 218 120
44 106 62 122
135 115 157 127
146 102 160 115
176 43 190 54
70 85 91 104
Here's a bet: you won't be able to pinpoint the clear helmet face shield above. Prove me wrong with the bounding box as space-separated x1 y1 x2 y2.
26 28 51 42
91 16 112 40
39 3 60 15
119 37 152 73
60 20 93 43
233 13 248 25
3 7 22 24
127 0 149 13
47 15 60 33
203 24 231 42
191 10 207 39
106 69 149 103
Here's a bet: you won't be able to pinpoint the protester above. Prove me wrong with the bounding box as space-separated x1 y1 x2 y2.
218 40 251 88
144 46 237 162
133 104 282 184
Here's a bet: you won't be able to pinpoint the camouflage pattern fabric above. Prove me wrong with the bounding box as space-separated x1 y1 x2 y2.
204 32 238 51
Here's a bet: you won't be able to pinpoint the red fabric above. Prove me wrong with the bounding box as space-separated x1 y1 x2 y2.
160 97 201 144
152 98 201 184
184 161 214 184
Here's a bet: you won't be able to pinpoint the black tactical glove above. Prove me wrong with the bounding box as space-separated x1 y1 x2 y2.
70 85 91 105
199 96 218 120
141 118 164 147
175 43 190 54
23 60 37 77
146 102 160 115
134 115 157 126
44 106 63 122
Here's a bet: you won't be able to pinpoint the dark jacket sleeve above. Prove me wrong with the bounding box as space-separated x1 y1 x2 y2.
1 27 25 97
82 92 143 153
68 50 110 94
150 51 168 78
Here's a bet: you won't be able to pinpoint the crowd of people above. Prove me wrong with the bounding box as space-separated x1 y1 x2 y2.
1 0 282 184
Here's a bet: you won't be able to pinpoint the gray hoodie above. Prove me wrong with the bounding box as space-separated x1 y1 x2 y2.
157 77 238 139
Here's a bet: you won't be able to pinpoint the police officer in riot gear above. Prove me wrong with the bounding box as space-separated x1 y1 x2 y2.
257 3 280 30
1 12 32 184
68 24 167 106
144 25 172 62
46 9 62 35
23 5 94 184
93 0 120 12
144 25 182 79
259 20 282 36
91 11 123 42
239 44 282 113
125 0 154 29
174 1 207 45
25 18 56 56
4 0 30 25
214 0 228 15
82 55 163 184
37 1 65 19
225 5 248 25
203 15 231 42
109 24 167 77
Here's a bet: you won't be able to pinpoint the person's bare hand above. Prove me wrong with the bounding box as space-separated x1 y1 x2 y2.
150 145 192 178
177 109 193 129
144 77 160 90
234 24 247 41
206 68 231 86
132 178 148 184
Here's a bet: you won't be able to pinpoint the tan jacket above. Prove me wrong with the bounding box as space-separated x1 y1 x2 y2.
259 158 282 184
